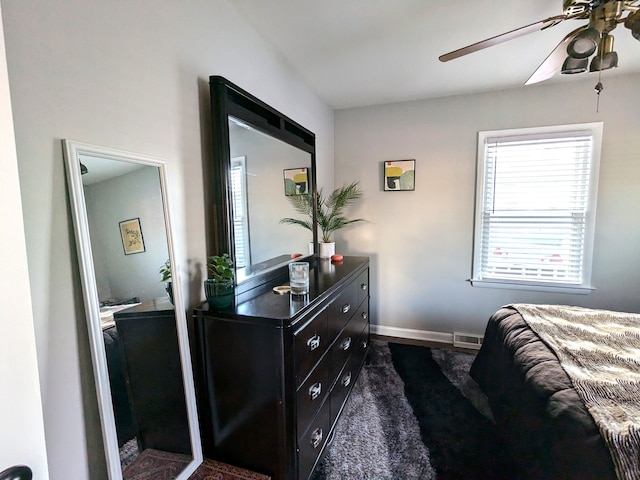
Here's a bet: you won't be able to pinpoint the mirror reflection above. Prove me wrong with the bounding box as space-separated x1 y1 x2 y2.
63 141 201 480
81 156 170 306
228 117 312 283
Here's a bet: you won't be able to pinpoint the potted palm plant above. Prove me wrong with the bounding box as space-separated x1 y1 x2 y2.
159 259 173 304
280 181 365 258
204 253 235 309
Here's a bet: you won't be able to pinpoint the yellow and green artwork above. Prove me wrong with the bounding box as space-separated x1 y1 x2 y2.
283 167 309 195
384 160 415 191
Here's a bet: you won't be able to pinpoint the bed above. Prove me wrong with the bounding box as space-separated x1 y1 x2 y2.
101 300 140 447
103 325 137 447
470 304 640 480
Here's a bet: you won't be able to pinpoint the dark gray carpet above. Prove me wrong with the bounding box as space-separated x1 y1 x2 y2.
390 342 507 479
430 347 494 421
311 340 505 480
312 341 435 480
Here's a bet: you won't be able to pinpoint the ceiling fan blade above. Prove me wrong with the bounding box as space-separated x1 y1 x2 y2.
525 26 586 85
439 15 567 62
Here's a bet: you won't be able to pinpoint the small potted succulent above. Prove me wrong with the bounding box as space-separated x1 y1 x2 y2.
159 259 173 304
204 253 235 309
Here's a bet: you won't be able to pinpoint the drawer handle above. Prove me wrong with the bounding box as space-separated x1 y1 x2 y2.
342 371 352 387
307 334 321 352
361 283 368 291
361 339 368 349
361 312 368 321
341 303 351 314
311 428 323 449
309 382 322 401
340 336 352 351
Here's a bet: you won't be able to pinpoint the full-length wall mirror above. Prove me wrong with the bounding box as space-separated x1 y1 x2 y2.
63 140 202 480
206 76 318 295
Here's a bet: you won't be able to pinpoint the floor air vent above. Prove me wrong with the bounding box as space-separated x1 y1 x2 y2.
453 332 483 350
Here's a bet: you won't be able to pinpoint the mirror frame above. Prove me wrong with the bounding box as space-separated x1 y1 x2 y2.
206 76 318 296
62 139 203 479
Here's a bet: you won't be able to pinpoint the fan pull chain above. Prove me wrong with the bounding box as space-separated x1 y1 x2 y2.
594 39 605 113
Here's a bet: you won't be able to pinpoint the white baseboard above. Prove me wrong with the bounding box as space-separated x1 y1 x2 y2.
371 324 454 345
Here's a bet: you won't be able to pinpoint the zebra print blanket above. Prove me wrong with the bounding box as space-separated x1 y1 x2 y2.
511 304 640 480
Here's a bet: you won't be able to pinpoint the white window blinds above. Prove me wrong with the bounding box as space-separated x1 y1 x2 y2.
231 156 250 269
472 123 602 291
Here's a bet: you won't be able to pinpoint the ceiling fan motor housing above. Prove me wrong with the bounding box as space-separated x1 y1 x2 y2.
590 1 624 34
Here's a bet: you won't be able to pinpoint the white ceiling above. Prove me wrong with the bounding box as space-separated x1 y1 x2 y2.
229 0 640 109
79 154 146 185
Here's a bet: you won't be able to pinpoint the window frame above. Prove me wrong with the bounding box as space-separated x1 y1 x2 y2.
471 122 603 293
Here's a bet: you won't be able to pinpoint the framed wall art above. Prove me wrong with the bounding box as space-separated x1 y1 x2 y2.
384 159 415 191
119 217 146 255
283 167 309 195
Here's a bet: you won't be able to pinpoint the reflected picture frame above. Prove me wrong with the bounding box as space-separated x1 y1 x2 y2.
119 217 146 255
283 167 309 195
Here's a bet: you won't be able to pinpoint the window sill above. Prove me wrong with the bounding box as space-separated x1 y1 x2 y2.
468 278 595 295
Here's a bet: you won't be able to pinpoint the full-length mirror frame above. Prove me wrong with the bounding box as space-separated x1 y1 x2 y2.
206 76 318 296
62 140 202 480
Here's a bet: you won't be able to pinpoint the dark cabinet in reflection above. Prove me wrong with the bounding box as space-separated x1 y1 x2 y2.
114 297 191 455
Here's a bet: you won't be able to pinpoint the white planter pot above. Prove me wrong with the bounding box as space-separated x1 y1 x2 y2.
319 241 335 259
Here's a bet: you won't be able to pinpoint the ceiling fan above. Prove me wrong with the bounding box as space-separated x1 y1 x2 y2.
439 0 640 85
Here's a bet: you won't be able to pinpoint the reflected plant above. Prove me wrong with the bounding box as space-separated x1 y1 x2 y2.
159 259 171 282
159 259 173 304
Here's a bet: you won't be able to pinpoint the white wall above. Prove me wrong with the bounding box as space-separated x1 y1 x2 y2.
85 166 169 303
1 0 334 478
0 3 49 477
335 73 640 338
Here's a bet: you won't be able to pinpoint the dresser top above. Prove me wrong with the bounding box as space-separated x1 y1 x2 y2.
196 255 369 326
113 296 174 318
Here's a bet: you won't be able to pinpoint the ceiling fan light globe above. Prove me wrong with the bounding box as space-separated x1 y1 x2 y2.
589 51 618 72
567 28 599 59
561 56 588 74
625 11 640 41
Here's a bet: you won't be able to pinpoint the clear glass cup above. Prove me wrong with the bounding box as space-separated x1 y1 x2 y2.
289 262 309 295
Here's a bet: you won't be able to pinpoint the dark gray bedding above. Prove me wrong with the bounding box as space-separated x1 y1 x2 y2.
470 306 616 480
103 326 136 447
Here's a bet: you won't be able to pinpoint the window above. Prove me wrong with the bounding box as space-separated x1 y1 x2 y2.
231 156 251 269
471 123 603 293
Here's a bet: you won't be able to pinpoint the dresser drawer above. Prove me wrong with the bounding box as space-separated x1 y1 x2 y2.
294 308 329 386
326 280 358 340
330 323 369 425
297 356 330 440
330 299 369 383
356 268 370 308
298 398 331 480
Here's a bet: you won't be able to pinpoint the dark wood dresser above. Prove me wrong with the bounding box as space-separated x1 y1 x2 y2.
113 297 191 454
192 256 370 480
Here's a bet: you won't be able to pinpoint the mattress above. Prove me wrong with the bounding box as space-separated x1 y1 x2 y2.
470 306 616 480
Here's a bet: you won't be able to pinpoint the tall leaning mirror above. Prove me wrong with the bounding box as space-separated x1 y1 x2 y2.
62 140 202 480
206 76 318 297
